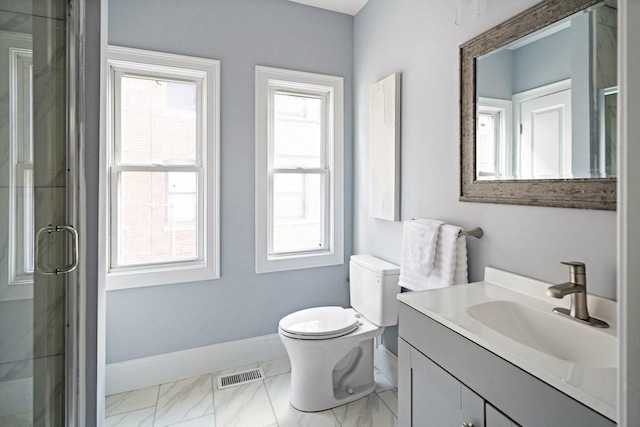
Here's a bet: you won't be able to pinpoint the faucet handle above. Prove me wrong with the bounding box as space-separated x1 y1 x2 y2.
561 261 586 284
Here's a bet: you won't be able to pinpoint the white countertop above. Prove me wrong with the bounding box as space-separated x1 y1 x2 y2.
397 267 617 421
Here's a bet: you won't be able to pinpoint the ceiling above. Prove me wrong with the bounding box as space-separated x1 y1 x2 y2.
288 0 370 16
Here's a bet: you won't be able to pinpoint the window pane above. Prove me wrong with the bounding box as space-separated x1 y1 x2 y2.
272 173 324 254
120 76 197 165
117 171 198 266
167 172 198 223
273 93 323 168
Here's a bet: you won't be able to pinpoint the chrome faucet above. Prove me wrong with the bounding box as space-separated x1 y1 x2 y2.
546 261 609 328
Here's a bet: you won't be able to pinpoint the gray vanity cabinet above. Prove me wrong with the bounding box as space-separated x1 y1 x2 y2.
398 302 616 427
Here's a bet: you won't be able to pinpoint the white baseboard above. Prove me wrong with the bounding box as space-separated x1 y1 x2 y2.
105 333 286 395
374 343 398 388
106 332 398 396
0 377 32 416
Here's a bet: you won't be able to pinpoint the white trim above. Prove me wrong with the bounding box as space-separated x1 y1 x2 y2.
255 66 344 273
374 343 398 389
104 46 220 290
512 78 572 105
105 332 397 397
97 1 109 424
105 333 287 395
477 97 513 179
597 86 618 178
618 1 640 425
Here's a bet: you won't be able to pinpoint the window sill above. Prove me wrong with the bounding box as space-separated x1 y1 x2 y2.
106 261 219 290
256 250 343 274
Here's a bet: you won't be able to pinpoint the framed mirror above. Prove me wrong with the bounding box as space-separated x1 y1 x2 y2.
460 0 617 210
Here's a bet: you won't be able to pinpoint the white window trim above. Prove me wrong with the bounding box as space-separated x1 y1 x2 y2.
477 96 513 179
104 46 220 290
255 66 344 273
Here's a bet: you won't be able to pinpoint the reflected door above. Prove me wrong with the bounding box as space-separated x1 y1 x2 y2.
0 0 77 425
518 89 572 179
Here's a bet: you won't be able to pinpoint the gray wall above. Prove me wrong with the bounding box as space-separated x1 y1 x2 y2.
477 28 572 99
85 0 105 421
512 28 571 93
354 0 617 354
476 49 513 100
106 0 353 363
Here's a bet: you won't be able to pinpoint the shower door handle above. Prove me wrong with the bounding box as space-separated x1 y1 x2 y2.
35 225 79 275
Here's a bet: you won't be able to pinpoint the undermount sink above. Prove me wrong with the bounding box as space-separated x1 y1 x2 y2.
467 300 617 368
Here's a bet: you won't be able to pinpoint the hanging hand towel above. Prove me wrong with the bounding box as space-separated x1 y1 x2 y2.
399 223 468 291
400 219 443 279
434 224 468 286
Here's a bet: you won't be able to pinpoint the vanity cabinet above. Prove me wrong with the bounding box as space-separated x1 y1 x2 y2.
398 303 616 427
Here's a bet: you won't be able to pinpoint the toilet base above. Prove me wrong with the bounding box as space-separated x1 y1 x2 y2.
279 309 384 412
291 381 377 413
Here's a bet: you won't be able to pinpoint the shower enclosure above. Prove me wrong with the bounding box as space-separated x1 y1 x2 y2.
0 0 82 425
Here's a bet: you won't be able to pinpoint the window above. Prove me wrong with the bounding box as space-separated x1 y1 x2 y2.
105 46 219 289
476 97 513 180
255 66 344 273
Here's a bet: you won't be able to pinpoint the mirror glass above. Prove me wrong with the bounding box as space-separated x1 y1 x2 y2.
475 0 617 181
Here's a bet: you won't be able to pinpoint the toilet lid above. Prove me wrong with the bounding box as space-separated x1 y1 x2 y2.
279 306 360 338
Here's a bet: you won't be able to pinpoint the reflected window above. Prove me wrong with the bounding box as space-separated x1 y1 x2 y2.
476 97 512 180
10 47 34 285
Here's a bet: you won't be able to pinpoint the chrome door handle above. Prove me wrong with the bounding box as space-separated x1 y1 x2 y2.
462 423 474 427
35 225 79 275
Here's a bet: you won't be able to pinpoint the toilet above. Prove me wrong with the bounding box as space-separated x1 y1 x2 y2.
278 255 400 412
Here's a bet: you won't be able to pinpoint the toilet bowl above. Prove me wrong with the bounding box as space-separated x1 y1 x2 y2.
278 255 400 412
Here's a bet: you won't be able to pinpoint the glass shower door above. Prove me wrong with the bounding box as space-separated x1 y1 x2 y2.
0 0 78 425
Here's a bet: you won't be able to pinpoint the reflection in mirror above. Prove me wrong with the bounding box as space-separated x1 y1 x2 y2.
475 0 617 181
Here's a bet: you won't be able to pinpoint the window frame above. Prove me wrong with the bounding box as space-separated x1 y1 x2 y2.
105 46 220 290
255 66 344 273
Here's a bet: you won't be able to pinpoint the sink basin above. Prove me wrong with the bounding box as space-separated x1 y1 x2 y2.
467 300 616 368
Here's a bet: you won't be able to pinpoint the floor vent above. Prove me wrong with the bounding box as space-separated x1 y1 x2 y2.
216 368 265 390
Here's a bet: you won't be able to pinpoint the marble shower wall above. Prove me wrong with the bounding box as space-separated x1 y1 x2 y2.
595 4 618 90
595 3 618 177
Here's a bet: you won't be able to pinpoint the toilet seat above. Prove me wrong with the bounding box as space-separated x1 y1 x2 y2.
279 306 360 340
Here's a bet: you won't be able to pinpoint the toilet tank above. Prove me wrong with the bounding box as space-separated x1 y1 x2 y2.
349 255 400 327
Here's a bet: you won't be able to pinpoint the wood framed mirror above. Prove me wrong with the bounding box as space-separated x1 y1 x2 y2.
460 0 617 210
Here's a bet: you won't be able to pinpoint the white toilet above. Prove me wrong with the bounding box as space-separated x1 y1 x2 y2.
278 255 400 412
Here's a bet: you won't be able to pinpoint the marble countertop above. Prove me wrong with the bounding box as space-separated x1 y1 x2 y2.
397 267 617 421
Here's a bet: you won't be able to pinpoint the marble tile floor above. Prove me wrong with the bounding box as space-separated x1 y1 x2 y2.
105 357 398 427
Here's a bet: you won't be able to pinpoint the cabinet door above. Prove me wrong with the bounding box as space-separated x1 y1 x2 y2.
398 339 412 427
409 346 484 427
486 404 519 427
